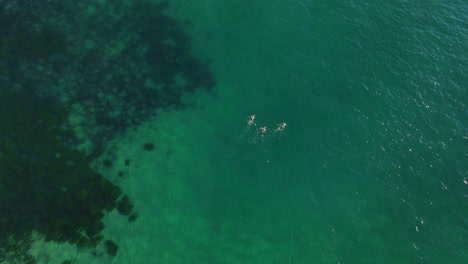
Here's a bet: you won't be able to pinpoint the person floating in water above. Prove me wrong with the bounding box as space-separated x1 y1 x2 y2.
248 114 256 126
276 122 287 132
259 126 267 136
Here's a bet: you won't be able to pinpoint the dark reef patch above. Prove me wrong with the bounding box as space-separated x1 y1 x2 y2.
0 86 122 262
143 143 156 151
117 195 134 216
103 240 119 257
0 0 214 262
2 0 215 155
102 159 113 168
128 213 139 223
35 0 214 150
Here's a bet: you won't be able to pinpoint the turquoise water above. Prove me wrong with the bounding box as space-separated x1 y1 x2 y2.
163 1 467 262
1 0 467 263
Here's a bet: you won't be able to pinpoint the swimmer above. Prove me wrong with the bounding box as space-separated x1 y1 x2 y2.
259 126 267 136
276 122 287 132
248 114 256 126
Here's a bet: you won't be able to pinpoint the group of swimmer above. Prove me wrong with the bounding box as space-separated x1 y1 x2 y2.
247 114 286 136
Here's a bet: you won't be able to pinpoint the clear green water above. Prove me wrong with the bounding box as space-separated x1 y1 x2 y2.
159 0 467 263
6 0 466 263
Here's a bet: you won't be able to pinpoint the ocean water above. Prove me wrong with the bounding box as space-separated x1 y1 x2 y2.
2 0 467 263
155 1 467 262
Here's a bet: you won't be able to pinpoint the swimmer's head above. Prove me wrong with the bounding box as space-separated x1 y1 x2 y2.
248 115 256 125
276 123 287 131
